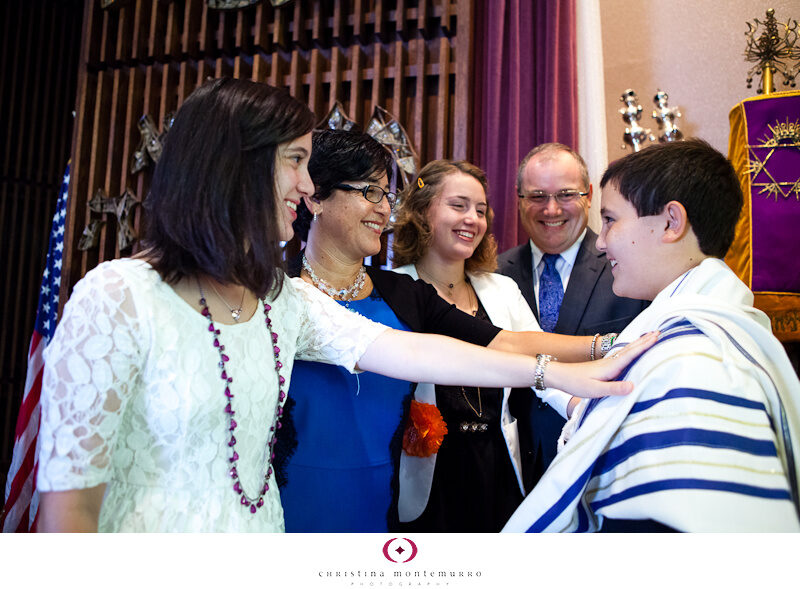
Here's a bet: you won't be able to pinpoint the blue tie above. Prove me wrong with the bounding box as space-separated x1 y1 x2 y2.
539 253 564 332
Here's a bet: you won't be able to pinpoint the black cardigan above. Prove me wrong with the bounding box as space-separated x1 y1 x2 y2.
286 255 500 346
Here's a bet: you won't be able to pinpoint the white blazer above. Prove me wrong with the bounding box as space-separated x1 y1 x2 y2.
392 265 546 522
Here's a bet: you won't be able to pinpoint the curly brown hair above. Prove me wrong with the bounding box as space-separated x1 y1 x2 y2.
392 160 498 273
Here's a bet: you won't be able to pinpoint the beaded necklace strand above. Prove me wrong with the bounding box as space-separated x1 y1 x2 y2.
198 280 287 514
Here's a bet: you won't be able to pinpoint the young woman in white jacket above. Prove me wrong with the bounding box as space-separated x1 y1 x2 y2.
392 160 576 532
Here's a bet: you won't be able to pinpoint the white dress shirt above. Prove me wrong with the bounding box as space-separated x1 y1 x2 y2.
528 229 587 312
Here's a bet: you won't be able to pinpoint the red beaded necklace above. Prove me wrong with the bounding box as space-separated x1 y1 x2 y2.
198 281 287 514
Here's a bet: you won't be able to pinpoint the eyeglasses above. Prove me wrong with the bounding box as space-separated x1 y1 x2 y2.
334 184 397 209
518 190 589 206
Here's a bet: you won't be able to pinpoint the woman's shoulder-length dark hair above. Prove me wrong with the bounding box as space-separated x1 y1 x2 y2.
392 159 498 273
142 77 316 298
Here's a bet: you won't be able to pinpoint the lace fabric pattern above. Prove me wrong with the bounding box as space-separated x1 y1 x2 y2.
36 259 387 532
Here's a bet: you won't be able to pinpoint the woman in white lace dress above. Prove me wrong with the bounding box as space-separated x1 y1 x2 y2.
36 78 656 532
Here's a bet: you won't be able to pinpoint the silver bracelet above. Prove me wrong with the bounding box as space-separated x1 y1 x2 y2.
534 354 555 391
600 333 618 357
589 333 600 361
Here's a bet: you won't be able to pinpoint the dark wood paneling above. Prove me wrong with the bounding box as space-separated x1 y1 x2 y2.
0 0 84 495
61 0 473 304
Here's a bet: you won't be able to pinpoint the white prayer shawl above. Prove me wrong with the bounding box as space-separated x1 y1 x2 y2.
503 258 800 532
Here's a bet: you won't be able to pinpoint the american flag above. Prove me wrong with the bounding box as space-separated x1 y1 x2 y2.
2 164 69 532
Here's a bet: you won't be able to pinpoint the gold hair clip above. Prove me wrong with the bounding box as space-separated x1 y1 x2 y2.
417 177 425 189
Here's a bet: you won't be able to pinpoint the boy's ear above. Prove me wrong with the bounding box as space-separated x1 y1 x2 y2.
662 200 689 243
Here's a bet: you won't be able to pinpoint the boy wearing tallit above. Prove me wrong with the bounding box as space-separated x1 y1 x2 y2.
504 139 800 532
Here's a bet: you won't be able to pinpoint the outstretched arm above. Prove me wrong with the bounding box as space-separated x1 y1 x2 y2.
490 330 604 363
356 330 657 399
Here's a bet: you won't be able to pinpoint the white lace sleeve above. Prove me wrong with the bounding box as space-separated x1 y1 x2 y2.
289 277 389 372
37 263 148 492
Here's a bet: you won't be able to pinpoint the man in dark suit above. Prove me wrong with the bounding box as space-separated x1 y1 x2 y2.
499 143 648 485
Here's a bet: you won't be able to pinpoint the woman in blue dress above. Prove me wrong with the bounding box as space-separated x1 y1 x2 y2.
278 130 496 532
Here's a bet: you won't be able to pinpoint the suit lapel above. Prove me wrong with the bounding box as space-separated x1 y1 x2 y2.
509 244 538 320
555 230 605 335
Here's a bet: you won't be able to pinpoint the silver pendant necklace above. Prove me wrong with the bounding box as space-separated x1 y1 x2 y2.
207 279 246 322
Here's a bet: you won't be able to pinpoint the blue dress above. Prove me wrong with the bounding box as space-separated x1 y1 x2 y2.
278 292 411 532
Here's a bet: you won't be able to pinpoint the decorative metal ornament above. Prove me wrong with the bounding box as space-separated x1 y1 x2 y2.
744 9 800 95
207 0 260 9
206 0 293 9
77 220 105 251
365 105 419 187
79 188 140 251
619 89 654 152
651 90 683 143
101 0 132 9
319 102 358 131
88 187 118 215
114 189 140 250
131 113 175 174
317 101 420 190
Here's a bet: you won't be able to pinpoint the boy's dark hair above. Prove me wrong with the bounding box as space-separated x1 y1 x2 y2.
143 77 316 298
600 138 743 257
293 129 394 241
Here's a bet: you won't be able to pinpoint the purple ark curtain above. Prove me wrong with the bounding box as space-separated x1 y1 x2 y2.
471 0 578 253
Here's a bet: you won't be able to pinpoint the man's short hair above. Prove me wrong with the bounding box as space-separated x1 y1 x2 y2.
516 143 590 194
600 139 743 258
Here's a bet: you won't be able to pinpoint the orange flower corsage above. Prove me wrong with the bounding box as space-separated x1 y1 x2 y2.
402 400 447 457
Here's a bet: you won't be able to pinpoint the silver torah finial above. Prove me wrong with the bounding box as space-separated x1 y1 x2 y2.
652 90 684 143
620 89 655 152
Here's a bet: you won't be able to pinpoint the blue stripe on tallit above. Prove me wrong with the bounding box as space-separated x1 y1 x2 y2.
709 318 800 519
604 317 696 359
629 388 768 415
658 318 693 332
579 326 706 428
528 430 781 532
593 428 778 477
526 463 596 532
576 500 589 532
591 478 792 512
654 327 704 345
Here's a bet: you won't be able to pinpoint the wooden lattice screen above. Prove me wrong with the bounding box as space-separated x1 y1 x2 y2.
61 0 475 303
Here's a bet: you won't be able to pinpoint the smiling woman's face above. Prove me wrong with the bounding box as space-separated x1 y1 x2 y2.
312 172 391 262
425 172 488 263
274 132 314 242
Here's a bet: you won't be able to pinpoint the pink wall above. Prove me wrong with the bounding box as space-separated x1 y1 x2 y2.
600 0 798 160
